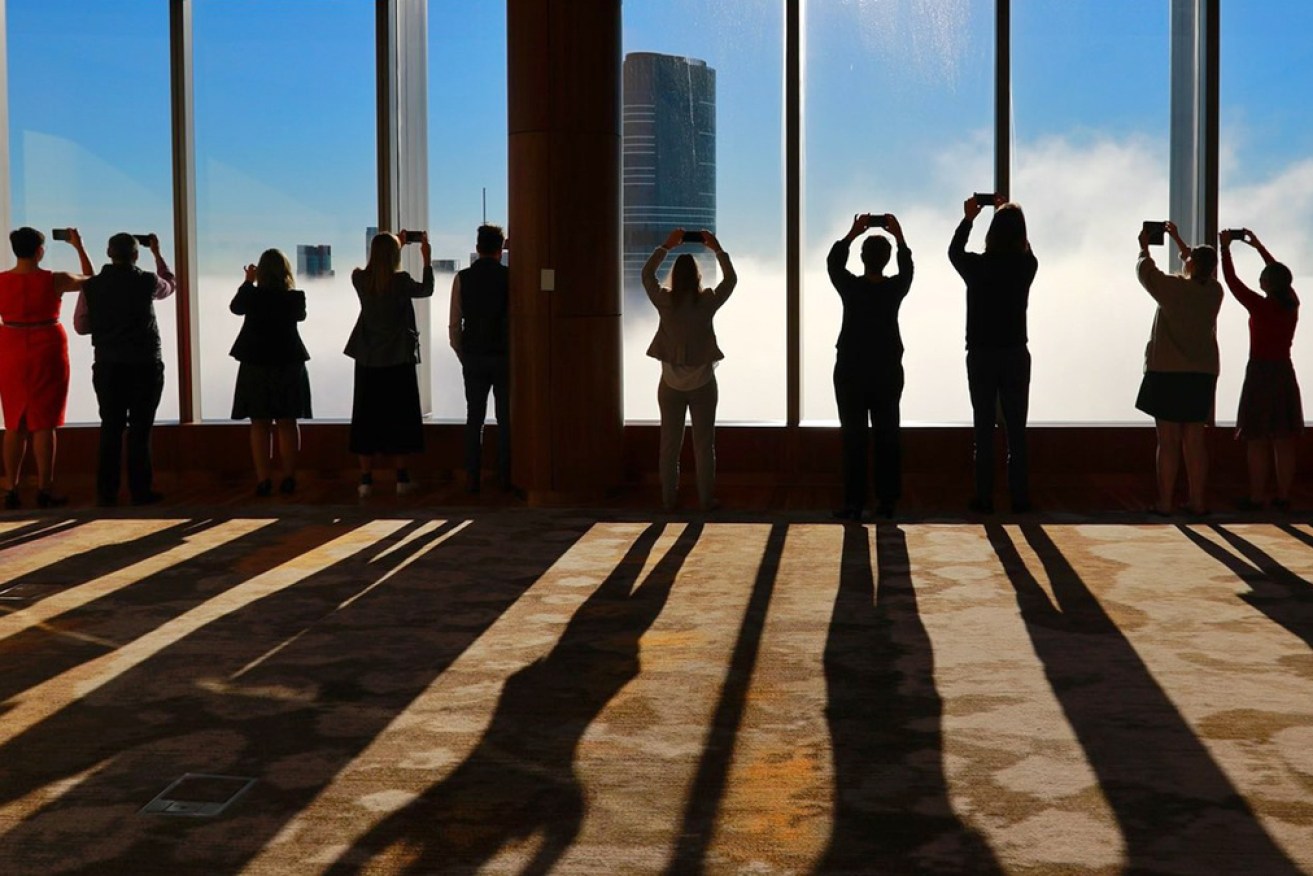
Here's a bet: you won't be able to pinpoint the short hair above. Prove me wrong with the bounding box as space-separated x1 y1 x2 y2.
10 227 44 259
107 232 138 263
1190 245 1217 281
476 224 505 256
256 248 295 290
861 235 892 272
985 203 1028 255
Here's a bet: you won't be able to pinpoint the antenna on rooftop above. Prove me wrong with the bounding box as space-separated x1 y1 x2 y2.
482 187 487 225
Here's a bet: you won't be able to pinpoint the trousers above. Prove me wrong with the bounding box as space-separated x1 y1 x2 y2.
657 375 717 509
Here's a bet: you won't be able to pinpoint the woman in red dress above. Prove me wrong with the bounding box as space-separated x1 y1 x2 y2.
0 227 93 508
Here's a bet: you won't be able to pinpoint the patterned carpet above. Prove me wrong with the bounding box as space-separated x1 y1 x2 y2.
0 509 1309 874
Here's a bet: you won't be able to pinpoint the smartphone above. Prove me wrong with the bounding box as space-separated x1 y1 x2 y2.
974 192 998 208
1142 221 1166 246
51 228 72 242
681 230 705 244
399 230 425 245
862 214 888 229
1223 228 1249 242
133 234 154 247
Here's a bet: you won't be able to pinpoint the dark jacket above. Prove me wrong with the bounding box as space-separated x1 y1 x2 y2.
229 283 310 364
344 266 435 367
82 264 163 364
949 219 1038 350
827 237 914 368
456 259 509 357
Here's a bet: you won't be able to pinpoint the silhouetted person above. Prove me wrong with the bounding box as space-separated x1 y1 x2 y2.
1135 221 1221 515
0 226 92 509
643 228 737 512
74 232 175 506
230 248 311 497
949 196 1038 513
448 224 510 494
1220 228 1301 511
827 213 913 520
346 231 433 498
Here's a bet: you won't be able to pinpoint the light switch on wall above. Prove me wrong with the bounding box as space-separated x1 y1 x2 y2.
540 268 555 291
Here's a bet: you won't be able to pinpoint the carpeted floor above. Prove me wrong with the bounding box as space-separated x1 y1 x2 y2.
0 509 1310 874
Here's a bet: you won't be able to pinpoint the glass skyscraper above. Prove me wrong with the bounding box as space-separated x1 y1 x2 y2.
622 52 716 306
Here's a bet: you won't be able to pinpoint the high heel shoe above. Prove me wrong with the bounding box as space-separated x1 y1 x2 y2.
255 479 274 497
3 489 19 510
36 489 68 509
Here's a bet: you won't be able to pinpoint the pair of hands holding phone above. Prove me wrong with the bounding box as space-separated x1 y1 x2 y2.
662 228 723 254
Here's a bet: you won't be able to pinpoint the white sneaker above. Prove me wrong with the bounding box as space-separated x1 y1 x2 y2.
396 480 418 496
357 482 373 499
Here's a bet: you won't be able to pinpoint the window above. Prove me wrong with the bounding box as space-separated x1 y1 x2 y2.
1219 1 1313 423
1012 0 1170 423
193 0 376 420
622 1 786 422
802 0 994 424
5 0 177 422
428 2 508 421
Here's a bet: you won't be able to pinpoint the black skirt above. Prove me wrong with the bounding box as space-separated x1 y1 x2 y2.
348 362 424 455
1135 371 1217 423
1236 358 1304 440
231 362 312 420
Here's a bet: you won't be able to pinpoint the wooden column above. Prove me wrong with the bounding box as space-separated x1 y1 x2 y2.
508 0 623 503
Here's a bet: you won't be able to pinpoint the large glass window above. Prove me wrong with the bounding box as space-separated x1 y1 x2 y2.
428 2 508 421
1012 0 1169 423
622 1 786 422
1219 1 1313 424
5 0 178 423
802 0 994 424
193 0 375 420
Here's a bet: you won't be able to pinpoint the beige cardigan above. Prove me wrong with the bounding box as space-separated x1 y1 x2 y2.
1136 254 1223 374
642 247 737 365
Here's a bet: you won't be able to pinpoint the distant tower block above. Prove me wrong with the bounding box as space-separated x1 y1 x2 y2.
622 52 717 305
297 244 334 278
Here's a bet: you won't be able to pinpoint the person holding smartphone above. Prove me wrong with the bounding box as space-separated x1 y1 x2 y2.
827 212 912 519
346 231 433 498
229 249 311 497
1219 228 1301 510
949 194 1038 514
73 232 175 506
1134 220 1222 515
642 227 737 512
0 227 93 508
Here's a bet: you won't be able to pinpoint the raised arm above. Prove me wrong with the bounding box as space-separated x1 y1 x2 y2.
887 215 913 292
1247 229 1277 266
51 227 93 294
701 230 736 308
145 235 176 300
409 234 435 298
642 228 683 306
948 197 978 278
827 214 866 290
230 265 257 314
1219 230 1262 310
1136 226 1174 304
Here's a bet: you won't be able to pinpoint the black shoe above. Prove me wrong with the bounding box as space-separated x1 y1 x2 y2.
1234 497 1263 512
968 498 994 514
3 489 18 510
831 507 862 521
131 491 164 506
279 476 296 495
466 476 481 495
876 501 896 519
1272 498 1292 512
36 490 68 509
255 479 274 497
1011 499 1033 514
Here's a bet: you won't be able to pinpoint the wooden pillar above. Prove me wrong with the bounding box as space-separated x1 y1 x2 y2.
508 0 623 503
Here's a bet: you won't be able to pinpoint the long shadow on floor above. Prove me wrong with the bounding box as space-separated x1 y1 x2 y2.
0 514 587 875
0 518 317 703
987 523 1301 875
325 521 702 875
816 523 1001 875
1176 524 1313 650
664 522 787 875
